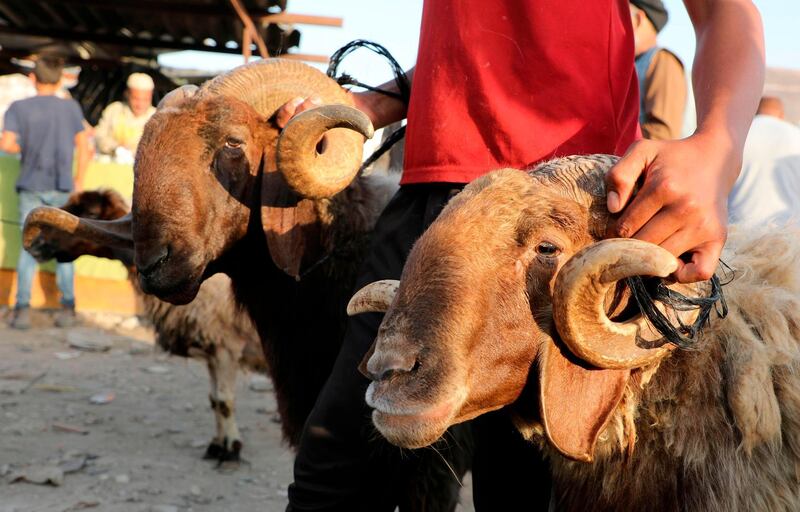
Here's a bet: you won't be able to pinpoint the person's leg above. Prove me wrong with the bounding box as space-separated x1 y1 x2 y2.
288 184 465 512
15 191 42 309
41 191 75 309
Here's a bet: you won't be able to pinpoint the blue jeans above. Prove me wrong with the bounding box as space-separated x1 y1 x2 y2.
16 190 74 309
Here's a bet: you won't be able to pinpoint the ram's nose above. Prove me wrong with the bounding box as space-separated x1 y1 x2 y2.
136 244 169 276
366 348 420 382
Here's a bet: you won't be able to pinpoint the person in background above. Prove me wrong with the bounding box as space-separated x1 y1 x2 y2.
0 56 90 329
728 96 800 227
94 72 155 162
630 0 687 140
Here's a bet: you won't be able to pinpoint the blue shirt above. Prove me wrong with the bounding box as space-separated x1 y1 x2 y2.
3 95 85 192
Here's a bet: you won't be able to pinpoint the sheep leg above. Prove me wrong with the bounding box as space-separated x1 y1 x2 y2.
204 346 242 462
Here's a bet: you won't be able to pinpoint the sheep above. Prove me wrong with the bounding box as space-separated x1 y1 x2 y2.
349 154 800 511
25 60 470 511
24 189 265 463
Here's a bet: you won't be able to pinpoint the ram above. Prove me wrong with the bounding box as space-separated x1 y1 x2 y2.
25 189 265 462
27 60 469 510
350 155 800 511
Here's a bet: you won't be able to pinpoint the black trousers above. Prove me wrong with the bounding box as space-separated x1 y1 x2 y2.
288 184 551 511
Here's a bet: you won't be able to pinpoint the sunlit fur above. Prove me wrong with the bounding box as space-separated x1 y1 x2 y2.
368 155 800 510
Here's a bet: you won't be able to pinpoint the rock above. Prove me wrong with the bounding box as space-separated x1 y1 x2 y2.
10 465 64 486
54 351 82 360
248 374 272 392
149 506 179 512
119 316 141 330
190 485 201 496
66 329 113 352
89 391 115 405
0 463 10 476
142 365 170 375
129 344 151 356
60 454 88 474
115 474 130 484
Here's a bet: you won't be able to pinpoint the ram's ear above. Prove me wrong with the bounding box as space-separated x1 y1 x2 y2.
539 338 629 462
260 166 322 279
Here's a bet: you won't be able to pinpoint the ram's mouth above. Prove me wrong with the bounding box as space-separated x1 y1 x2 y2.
138 263 204 305
366 382 462 449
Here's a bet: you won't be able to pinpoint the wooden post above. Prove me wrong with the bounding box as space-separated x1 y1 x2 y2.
228 0 269 59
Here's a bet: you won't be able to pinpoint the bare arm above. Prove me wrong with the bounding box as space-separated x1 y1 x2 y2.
74 130 90 191
607 0 764 283
276 68 414 130
0 130 20 154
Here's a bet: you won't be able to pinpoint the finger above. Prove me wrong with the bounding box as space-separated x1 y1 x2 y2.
294 96 323 116
606 142 654 213
626 208 682 246
657 227 697 259
614 179 665 238
275 97 305 128
673 241 723 283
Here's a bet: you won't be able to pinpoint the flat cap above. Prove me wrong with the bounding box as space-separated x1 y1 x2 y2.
631 0 669 33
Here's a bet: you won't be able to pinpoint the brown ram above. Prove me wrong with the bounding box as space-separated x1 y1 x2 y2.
24 189 265 462
29 60 469 510
350 155 800 511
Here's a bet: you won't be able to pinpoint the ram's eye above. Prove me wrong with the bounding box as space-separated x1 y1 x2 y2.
225 138 243 149
536 242 560 256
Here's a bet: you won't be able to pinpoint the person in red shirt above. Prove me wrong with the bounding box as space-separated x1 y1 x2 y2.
278 1 764 510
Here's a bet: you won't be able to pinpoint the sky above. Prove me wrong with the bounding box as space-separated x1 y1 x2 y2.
159 0 800 86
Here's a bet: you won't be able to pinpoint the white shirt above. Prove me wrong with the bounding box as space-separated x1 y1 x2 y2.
728 115 800 227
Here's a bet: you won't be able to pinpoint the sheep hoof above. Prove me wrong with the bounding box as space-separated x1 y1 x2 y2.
204 438 242 464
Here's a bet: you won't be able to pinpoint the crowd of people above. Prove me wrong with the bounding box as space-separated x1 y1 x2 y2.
0 57 156 329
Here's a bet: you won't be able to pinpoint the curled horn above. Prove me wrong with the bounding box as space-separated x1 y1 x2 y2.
347 279 400 316
23 207 133 255
277 104 374 199
552 238 680 370
201 60 372 199
157 84 199 109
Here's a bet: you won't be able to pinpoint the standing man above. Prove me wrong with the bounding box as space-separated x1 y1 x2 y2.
0 56 90 329
278 0 764 509
630 0 687 140
728 96 800 226
94 72 156 162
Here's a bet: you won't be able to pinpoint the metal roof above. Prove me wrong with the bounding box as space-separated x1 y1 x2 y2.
0 0 299 60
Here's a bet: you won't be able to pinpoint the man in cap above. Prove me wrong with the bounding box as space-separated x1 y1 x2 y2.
630 0 687 140
94 72 156 160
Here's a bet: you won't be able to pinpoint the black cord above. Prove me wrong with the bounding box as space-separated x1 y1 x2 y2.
327 39 411 105
326 40 411 175
626 260 732 349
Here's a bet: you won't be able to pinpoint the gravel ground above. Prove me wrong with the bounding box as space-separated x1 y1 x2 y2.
0 310 473 512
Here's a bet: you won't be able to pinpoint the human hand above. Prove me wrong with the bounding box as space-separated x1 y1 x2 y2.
274 96 323 129
605 134 740 283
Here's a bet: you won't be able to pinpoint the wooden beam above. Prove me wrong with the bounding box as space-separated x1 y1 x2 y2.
0 25 253 55
47 0 272 18
280 53 329 64
228 0 269 59
259 13 343 27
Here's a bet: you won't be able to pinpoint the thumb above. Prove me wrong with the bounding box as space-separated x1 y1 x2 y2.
606 141 653 214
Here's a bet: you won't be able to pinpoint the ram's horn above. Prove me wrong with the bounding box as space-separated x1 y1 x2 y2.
347 280 400 316
552 238 680 369
157 84 199 109
203 59 370 198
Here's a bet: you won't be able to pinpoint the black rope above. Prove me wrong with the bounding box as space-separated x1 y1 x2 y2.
325 39 411 175
326 39 411 105
626 261 732 350
358 125 405 174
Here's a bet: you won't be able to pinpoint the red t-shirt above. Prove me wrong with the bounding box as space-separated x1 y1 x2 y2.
402 0 640 185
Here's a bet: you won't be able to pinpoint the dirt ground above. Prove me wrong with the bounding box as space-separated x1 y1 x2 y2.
0 309 473 512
